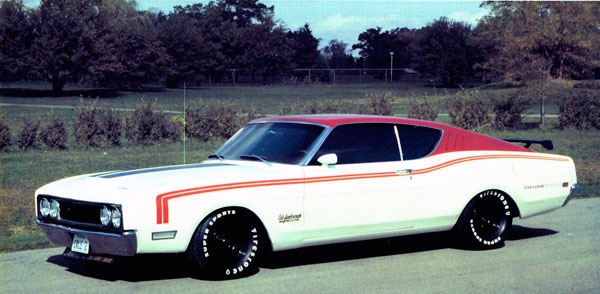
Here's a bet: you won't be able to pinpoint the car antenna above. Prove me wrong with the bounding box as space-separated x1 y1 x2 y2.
183 82 187 165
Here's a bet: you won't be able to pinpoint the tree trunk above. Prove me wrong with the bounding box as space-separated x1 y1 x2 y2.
51 72 66 93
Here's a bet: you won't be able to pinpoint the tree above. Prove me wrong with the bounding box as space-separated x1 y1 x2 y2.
221 0 273 27
239 17 292 82
29 0 101 92
0 0 34 83
159 4 207 87
288 24 320 70
91 2 172 88
415 17 476 87
27 0 172 91
353 27 390 69
352 27 417 77
389 27 417 70
476 1 600 126
476 1 600 82
322 39 355 69
165 0 279 84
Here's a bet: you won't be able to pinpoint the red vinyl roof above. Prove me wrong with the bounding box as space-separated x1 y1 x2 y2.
251 114 531 154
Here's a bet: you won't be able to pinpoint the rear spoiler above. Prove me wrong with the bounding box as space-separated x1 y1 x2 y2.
502 138 554 150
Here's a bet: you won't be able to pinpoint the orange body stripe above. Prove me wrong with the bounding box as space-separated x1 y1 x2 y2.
155 154 568 224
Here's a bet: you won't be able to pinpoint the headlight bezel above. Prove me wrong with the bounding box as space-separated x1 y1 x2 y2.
100 206 112 226
39 198 50 217
49 199 60 219
111 207 122 229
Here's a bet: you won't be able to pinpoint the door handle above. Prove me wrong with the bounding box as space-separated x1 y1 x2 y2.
396 169 413 175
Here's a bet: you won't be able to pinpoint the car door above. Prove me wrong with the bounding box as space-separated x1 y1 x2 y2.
302 123 422 243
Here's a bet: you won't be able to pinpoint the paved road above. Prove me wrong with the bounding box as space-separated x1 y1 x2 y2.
1 198 598 294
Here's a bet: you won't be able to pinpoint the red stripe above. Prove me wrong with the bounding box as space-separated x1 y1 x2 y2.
155 154 568 224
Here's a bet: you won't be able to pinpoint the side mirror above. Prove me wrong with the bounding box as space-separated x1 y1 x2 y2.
317 153 338 167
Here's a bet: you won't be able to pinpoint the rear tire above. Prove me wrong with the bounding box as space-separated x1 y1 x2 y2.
188 208 263 278
455 190 512 250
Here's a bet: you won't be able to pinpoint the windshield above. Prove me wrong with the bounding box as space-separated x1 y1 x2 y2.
215 122 326 165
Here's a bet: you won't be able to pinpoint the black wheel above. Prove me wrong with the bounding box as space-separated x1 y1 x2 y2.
455 190 513 250
188 208 263 278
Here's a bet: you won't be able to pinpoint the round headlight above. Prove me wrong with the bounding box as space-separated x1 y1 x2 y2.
39 198 50 217
100 206 112 226
49 200 60 219
111 207 122 228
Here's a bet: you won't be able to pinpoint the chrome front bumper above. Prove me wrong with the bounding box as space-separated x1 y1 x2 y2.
37 220 137 256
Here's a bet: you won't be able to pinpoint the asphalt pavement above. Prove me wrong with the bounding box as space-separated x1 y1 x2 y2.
1 198 598 293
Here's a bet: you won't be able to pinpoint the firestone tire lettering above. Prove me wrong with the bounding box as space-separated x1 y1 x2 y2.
188 208 262 278
456 190 513 250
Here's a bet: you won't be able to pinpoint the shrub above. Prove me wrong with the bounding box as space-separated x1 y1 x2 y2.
40 115 68 149
185 100 242 142
17 119 41 151
73 101 123 148
448 89 492 130
492 92 533 130
360 91 394 116
0 114 11 152
243 102 263 121
407 97 438 121
164 117 183 143
303 98 353 114
125 100 181 145
573 80 600 90
280 103 295 115
559 91 600 130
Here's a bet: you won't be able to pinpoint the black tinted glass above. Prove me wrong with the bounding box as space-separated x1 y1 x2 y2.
216 122 325 164
396 125 441 160
311 124 400 165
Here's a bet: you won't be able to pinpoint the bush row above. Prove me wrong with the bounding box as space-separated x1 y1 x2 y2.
0 99 263 152
2 90 596 152
448 88 599 130
558 92 600 130
281 91 396 116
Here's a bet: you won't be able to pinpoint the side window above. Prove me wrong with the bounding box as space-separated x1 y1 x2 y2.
310 124 400 165
396 124 441 160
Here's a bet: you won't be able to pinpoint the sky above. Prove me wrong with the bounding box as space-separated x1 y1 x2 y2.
138 0 489 49
24 0 489 52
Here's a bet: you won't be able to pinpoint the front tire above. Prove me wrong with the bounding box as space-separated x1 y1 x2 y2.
188 208 263 278
455 190 512 250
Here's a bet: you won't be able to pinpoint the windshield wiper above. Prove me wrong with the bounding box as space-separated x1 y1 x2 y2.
208 154 225 160
239 154 270 166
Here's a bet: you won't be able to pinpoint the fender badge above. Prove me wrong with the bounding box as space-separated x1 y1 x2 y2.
278 213 302 224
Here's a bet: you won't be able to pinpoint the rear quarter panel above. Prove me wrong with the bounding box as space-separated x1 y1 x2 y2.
510 154 577 218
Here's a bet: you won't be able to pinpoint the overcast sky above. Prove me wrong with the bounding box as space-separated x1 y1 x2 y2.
25 0 489 51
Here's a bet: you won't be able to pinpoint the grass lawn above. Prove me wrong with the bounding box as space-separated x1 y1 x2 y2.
1 80 598 253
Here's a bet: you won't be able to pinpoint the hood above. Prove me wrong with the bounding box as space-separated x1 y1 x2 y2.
36 160 298 203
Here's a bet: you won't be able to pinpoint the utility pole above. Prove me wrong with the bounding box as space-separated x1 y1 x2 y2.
390 52 394 83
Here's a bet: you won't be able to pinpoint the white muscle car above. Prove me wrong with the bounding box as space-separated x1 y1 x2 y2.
36 114 578 278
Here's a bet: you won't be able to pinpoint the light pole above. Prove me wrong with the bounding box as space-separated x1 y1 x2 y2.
390 52 394 83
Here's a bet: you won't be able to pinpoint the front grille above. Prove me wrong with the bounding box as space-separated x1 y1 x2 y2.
37 195 123 232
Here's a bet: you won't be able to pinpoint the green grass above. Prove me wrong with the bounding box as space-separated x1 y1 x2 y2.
0 140 222 253
1 80 598 253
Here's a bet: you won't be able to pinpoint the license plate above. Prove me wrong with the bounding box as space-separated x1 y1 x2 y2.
72 234 90 254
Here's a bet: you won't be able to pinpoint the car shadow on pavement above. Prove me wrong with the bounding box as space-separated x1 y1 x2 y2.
506 225 558 241
44 225 557 281
263 231 452 269
46 250 191 282
263 225 557 269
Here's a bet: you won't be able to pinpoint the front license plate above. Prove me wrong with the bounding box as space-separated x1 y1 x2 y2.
72 234 90 254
